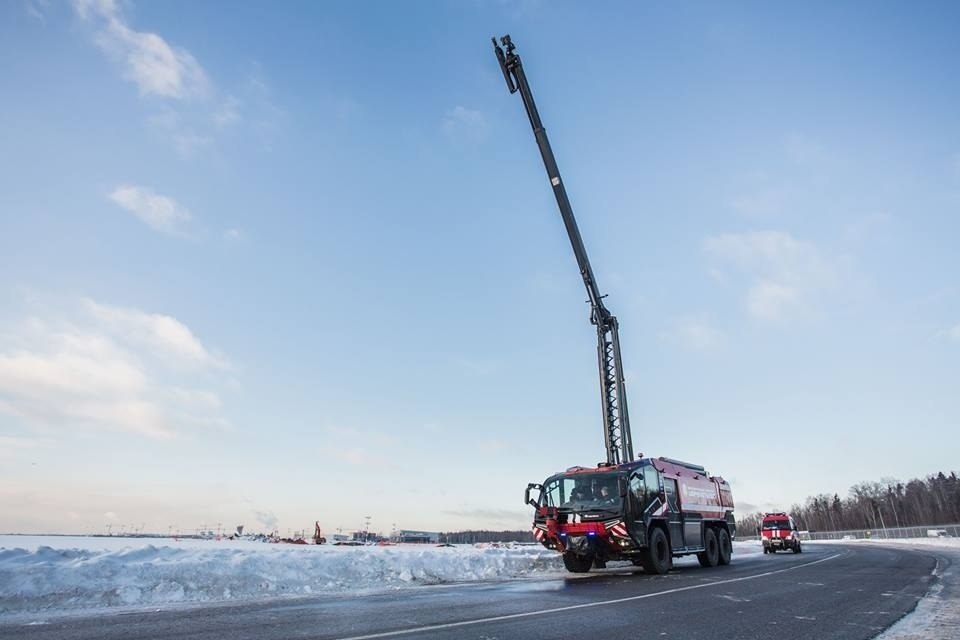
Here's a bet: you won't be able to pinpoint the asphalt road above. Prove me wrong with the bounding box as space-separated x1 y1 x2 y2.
0 544 942 640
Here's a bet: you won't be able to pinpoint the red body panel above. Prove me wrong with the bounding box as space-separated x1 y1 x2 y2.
652 459 732 518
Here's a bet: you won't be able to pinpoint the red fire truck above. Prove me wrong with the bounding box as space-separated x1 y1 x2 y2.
760 512 802 554
526 457 735 573
494 36 736 574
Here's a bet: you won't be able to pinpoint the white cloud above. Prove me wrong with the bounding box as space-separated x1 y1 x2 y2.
108 185 192 235
214 96 242 129
26 0 49 22
84 299 225 370
442 106 488 141
949 322 960 342
0 299 231 439
660 316 726 351
746 281 801 322
73 0 209 100
704 231 837 323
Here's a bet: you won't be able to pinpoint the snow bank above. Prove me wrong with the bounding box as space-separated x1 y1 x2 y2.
0 536 762 618
0 536 563 616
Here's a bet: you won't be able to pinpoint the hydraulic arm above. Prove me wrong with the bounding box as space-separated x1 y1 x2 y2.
493 35 634 465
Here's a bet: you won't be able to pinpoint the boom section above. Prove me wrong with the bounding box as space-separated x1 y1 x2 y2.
493 35 634 465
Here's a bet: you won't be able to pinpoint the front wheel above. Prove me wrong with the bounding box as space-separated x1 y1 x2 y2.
793 542 802 554
642 526 672 575
698 528 720 567
717 528 732 565
562 552 593 573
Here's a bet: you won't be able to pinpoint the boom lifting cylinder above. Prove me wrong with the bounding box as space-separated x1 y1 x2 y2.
493 35 634 466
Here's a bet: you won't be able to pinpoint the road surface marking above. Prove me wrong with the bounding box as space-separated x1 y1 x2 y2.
335 553 843 639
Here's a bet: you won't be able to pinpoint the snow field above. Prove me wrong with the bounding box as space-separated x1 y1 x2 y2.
0 536 766 616
1 536 565 616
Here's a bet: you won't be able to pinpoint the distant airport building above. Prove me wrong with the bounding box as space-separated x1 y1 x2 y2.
398 530 439 543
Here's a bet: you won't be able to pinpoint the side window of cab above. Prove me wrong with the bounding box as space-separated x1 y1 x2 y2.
629 472 645 512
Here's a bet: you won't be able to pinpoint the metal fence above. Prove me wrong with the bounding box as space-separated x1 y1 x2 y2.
740 523 960 542
804 523 960 541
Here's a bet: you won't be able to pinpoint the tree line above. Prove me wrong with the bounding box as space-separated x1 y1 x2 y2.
737 470 960 534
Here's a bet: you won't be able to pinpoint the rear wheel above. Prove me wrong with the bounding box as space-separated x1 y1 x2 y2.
717 528 732 565
642 526 672 575
697 528 720 567
562 552 593 573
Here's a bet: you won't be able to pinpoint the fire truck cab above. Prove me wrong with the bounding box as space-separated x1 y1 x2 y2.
527 456 736 574
760 512 802 554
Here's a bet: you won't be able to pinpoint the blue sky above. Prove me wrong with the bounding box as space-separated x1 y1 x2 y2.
1 1 958 536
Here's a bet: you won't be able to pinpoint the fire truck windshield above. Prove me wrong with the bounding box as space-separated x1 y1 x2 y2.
542 473 621 512
763 520 790 530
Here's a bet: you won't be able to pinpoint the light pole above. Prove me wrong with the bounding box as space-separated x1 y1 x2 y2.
364 516 372 543
876 503 888 539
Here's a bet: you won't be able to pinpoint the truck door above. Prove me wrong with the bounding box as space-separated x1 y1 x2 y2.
663 478 684 548
628 470 648 533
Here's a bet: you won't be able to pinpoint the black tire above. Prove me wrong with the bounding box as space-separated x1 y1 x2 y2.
642 526 672 575
697 528 720 568
562 552 593 573
793 541 802 554
717 528 732 565
763 547 768 554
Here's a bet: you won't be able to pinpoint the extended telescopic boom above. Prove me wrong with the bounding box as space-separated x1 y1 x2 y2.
493 35 634 466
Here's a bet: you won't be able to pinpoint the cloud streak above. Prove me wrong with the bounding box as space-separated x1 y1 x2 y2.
442 106 488 142
704 231 838 323
108 185 192 235
660 316 726 351
73 0 209 100
72 1 282 156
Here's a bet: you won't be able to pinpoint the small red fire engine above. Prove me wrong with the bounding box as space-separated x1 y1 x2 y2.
760 512 802 554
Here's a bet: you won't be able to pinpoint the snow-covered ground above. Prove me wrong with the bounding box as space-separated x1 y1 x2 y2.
4 535 956 630
0 535 762 618
0 536 559 617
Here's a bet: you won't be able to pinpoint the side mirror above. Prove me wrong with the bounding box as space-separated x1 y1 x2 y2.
524 483 542 508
